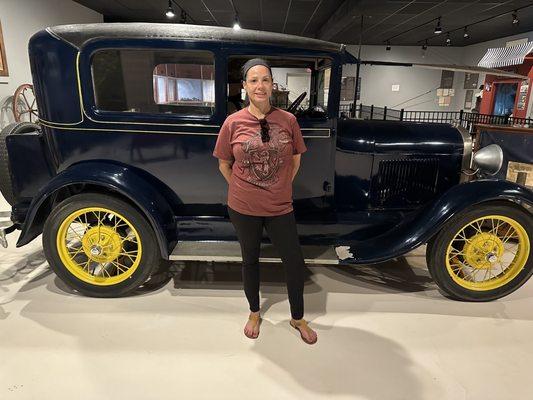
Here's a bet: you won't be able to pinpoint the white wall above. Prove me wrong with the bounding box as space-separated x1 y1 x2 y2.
346 30 533 112
345 45 464 111
0 0 102 127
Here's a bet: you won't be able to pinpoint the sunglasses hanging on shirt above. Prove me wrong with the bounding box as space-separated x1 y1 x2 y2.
259 119 270 143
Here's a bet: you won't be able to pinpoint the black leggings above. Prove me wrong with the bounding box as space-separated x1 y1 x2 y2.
228 206 305 320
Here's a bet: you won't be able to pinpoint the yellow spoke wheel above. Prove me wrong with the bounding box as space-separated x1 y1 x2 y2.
56 207 143 286
445 215 530 292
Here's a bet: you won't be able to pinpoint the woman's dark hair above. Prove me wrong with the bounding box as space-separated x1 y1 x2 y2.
241 58 272 81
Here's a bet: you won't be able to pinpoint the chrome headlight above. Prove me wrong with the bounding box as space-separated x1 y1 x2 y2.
472 144 504 176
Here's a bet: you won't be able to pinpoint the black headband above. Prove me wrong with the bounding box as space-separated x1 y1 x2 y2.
242 58 272 81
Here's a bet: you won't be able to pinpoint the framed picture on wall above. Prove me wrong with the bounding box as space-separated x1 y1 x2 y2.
340 77 355 101
440 70 454 89
0 21 8 77
463 73 479 89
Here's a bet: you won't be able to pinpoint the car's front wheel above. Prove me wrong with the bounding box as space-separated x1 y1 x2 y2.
427 202 532 301
43 193 162 297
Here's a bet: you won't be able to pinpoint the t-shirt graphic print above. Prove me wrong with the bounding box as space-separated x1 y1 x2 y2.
238 125 292 188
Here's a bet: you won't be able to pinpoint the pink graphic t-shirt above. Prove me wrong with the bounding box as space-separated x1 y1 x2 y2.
213 107 307 216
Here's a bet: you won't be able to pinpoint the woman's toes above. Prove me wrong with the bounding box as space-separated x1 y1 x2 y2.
244 319 260 338
298 326 317 343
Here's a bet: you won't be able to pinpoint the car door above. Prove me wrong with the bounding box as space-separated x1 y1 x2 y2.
74 39 229 216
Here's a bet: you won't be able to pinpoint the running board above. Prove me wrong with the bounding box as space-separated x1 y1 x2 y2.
169 241 341 265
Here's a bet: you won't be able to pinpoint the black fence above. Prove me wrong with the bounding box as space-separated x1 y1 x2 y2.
339 103 533 130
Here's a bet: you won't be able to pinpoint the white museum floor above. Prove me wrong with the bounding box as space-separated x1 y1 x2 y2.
1 193 533 400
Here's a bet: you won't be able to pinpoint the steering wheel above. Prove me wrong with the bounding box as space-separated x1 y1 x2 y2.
287 91 307 114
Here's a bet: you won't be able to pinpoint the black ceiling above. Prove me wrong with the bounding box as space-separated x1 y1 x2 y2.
73 0 533 46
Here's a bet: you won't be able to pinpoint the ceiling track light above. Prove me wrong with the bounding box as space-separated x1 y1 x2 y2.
233 14 241 30
445 33 451 46
165 0 175 18
386 41 391 51
422 41 428 50
463 26 470 39
512 10 519 26
434 17 442 34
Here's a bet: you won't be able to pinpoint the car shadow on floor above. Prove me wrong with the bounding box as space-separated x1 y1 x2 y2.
4 247 533 322
159 256 433 294
153 257 435 319
135 257 532 321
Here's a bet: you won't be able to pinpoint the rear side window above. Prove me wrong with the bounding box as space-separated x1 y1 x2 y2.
91 49 215 117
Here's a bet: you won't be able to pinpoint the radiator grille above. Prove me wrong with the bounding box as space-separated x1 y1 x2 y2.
372 158 439 207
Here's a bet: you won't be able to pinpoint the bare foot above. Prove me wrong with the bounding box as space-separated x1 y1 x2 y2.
244 311 261 339
290 319 318 344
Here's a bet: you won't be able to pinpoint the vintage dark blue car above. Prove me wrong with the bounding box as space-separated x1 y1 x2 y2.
0 23 531 301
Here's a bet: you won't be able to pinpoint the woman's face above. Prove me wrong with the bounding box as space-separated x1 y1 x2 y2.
243 65 273 107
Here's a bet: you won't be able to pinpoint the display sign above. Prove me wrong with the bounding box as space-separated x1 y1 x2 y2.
507 161 533 188
0 21 9 77
438 96 451 107
517 80 529 110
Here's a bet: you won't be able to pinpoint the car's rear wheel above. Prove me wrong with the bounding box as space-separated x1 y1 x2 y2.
427 202 532 301
43 193 162 297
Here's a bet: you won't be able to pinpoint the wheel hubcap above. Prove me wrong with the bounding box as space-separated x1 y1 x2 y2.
463 232 504 269
82 226 122 263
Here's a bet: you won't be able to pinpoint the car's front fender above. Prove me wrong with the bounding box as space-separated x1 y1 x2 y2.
17 161 178 258
338 179 533 264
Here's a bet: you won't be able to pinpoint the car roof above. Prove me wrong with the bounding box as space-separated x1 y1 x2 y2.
47 23 346 54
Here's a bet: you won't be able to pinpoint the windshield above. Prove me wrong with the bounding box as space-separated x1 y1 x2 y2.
227 56 331 117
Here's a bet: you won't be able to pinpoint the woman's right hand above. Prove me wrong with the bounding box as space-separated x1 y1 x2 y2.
218 159 233 184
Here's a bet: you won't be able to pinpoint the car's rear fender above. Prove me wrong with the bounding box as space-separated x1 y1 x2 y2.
17 161 179 258
338 179 533 264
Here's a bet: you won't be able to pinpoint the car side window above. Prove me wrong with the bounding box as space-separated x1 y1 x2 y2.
91 49 215 117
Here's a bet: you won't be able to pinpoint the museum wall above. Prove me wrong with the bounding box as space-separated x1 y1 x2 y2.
344 45 464 112
346 30 533 113
0 0 102 127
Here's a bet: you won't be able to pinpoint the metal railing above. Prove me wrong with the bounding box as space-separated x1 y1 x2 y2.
338 103 354 117
339 103 533 130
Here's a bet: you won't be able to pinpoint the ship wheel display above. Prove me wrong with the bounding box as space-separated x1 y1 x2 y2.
13 83 39 123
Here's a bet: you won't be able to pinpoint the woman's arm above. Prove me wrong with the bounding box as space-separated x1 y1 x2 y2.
291 154 301 182
218 159 233 184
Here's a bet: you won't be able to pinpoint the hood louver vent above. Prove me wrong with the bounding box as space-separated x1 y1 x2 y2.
372 158 439 207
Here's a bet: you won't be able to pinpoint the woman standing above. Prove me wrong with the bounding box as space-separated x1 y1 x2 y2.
213 58 318 345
